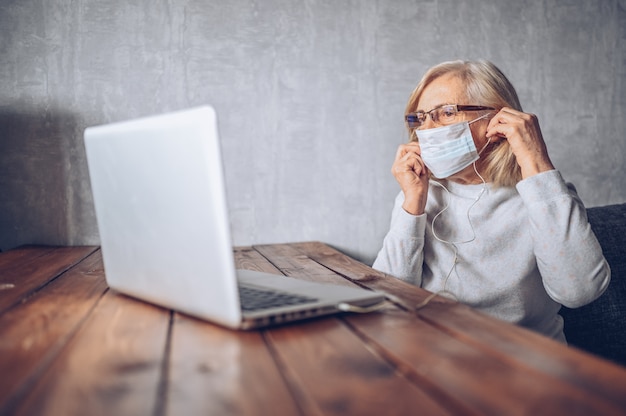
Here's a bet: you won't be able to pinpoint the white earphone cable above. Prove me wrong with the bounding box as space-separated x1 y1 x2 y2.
416 139 490 310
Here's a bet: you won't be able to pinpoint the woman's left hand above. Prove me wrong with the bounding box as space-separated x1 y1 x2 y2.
486 107 555 179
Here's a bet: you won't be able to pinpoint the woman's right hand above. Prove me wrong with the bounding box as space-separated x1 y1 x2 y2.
391 141 429 215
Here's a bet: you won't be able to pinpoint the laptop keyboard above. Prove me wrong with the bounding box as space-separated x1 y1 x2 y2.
238 285 318 312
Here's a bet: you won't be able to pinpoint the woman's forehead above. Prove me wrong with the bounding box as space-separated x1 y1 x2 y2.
417 74 467 110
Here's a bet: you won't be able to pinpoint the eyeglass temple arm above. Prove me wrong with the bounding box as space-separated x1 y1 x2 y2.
457 105 495 111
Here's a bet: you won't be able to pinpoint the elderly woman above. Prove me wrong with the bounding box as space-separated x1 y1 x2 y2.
373 60 610 342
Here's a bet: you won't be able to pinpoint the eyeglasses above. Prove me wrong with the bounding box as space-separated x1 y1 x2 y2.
405 104 495 129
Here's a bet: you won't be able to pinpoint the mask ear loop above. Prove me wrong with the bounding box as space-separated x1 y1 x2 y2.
415 135 492 311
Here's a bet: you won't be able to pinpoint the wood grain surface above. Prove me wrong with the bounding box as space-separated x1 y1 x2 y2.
1 244 625 416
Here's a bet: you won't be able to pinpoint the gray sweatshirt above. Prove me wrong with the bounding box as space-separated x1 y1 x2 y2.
372 170 610 342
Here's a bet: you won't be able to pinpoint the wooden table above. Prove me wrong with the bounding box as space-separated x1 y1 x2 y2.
1 243 626 415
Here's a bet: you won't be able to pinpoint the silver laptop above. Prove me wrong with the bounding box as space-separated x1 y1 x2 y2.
84 106 384 329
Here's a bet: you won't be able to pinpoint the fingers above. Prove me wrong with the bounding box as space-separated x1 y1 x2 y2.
392 142 429 215
486 107 540 142
394 141 422 161
393 142 426 177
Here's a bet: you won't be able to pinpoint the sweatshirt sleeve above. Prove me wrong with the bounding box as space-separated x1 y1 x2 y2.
372 192 427 286
516 170 611 308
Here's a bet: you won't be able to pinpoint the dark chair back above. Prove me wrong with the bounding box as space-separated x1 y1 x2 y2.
560 203 626 367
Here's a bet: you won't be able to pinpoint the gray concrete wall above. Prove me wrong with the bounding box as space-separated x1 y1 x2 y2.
1 0 625 263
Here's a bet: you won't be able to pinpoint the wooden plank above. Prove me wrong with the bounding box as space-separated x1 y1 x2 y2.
0 245 56 270
416 301 626 408
342 311 622 415
0 245 98 314
233 246 287 274
253 243 361 287
165 313 302 416
236 246 450 414
290 241 626 412
11 290 171 416
0 249 108 414
264 318 451 415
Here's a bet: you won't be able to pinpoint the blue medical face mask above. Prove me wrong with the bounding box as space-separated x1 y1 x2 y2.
415 114 489 179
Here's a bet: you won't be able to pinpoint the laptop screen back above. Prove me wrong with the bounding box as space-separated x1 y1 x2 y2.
84 106 242 327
